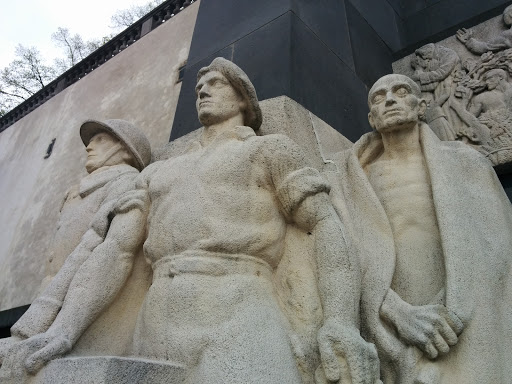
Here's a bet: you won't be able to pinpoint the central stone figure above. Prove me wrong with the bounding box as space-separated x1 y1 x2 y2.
21 58 379 383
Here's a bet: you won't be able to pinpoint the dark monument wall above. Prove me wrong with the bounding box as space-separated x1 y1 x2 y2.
170 0 512 143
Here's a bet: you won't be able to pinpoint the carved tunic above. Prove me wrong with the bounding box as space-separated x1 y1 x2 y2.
130 126 328 383
46 164 140 277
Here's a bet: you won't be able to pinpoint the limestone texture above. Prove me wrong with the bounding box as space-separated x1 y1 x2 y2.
0 59 379 384
328 74 512 383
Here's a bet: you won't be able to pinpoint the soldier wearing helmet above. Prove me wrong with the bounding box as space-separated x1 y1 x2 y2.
6 119 150 344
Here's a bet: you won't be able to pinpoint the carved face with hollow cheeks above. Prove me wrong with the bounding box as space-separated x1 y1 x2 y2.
85 132 120 173
195 71 246 126
367 75 426 134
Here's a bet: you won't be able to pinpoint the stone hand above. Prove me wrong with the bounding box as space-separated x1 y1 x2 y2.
390 303 464 359
456 28 473 44
22 332 72 374
318 319 381 384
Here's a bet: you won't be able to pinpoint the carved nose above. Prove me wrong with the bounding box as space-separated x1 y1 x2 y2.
385 92 396 105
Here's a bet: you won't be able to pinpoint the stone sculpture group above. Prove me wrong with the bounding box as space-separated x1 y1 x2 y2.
0 56 511 384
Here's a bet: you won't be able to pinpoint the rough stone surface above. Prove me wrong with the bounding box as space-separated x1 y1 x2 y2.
0 1 199 311
32 356 185 384
393 6 512 173
328 74 512 383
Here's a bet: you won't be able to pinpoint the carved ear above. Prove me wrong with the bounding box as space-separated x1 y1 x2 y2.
418 98 427 119
368 112 375 129
239 100 247 112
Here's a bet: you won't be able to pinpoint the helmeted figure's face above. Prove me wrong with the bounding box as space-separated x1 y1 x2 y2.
85 132 122 173
195 71 246 127
368 75 426 133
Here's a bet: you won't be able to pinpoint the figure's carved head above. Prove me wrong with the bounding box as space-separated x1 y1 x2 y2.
367 74 427 133
196 58 262 130
415 43 435 61
80 119 151 173
483 68 508 90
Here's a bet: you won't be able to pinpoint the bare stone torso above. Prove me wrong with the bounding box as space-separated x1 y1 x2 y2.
367 153 445 305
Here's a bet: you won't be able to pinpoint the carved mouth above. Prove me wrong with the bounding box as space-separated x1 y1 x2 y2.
383 109 403 115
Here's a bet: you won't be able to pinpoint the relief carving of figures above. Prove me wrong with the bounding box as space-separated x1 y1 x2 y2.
394 5 512 171
0 58 380 384
329 74 512 384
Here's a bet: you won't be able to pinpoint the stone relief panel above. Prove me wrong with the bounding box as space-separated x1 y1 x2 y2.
393 5 512 172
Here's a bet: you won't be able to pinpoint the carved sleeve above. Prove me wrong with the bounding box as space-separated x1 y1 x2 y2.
266 135 330 219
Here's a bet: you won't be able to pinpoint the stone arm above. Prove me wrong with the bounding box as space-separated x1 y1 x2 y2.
458 28 512 54
21 189 149 374
10 228 104 339
293 192 380 384
380 288 464 360
10 176 137 340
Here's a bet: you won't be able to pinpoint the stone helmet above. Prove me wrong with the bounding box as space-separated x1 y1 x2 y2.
80 119 151 171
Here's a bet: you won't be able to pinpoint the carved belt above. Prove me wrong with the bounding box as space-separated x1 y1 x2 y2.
152 250 273 280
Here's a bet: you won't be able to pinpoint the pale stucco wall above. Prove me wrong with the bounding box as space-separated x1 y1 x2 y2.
0 1 200 310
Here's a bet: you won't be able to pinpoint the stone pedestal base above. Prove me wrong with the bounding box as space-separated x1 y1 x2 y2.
32 356 186 384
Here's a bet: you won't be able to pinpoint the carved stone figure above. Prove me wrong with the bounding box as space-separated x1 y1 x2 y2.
0 119 151 379
329 74 512 383
411 43 460 141
1 58 379 384
457 5 512 54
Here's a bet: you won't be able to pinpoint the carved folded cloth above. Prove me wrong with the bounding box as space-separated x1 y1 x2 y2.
152 251 273 280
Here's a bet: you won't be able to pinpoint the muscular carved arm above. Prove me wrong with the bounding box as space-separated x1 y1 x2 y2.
294 192 380 384
21 190 150 374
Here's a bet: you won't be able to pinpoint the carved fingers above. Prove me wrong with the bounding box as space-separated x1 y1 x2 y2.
318 320 380 384
456 28 473 44
396 304 464 360
23 333 72 374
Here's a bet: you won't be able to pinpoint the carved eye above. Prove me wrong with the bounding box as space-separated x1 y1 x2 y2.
372 94 385 104
395 87 409 97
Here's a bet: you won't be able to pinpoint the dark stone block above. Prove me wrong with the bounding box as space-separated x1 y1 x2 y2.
0 304 30 338
400 0 512 53
290 14 372 142
346 1 394 89
170 11 372 143
232 12 293 101
291 0 354 70
499 172 512 203
348 0 403 51
187 0 292 66
386 0 427 18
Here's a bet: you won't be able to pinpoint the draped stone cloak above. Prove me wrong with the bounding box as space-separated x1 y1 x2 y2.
328 124 512 383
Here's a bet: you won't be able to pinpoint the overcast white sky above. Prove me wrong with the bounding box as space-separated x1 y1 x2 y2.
0 0 154 68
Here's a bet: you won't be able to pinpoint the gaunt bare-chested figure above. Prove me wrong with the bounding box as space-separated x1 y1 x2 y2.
365 75 464 383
